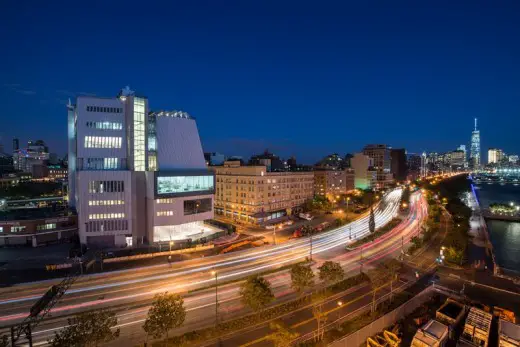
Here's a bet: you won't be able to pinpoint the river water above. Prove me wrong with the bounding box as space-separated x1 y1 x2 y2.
474 183 520 274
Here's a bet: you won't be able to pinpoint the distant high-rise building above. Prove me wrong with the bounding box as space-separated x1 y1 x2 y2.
13 140 49 173
287 156 297 170
249 149 285 171
12 138 19 152
470 118 481 169
390 148 407 182
204 152 225 166
508 155 519 164
421 152 427 178
458 145 467 168
449 150 465 171
488 148 504 164
362 144 394 188
315 153 345 170
351 153 376 190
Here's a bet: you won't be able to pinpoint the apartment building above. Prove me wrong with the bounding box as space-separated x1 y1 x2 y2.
213 161 314 225
68 87 215 247
314 169 355 199
362 144 395 189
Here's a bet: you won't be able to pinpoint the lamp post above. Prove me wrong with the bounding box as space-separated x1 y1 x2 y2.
169 240 174 254
309 231 314 262
211 270 219 327
346 197 350 213
349 225 352 240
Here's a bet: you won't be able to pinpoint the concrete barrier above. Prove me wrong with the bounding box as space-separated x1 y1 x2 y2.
103 244 214 263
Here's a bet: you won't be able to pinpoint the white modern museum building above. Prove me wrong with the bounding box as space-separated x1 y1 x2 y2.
68 87 217 247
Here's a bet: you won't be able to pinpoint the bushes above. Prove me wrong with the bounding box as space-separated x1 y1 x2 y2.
157 273 368 346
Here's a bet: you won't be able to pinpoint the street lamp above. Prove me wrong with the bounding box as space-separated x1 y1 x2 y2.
169 241 174 253
346 197 350 212
211 270 219 327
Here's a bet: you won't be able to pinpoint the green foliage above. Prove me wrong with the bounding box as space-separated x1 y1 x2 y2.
301 224 315 236
240 275 275 311
349 218 402 248
267 321 299 347
143 292 186 339
158 273 368 346
369 207 376 233
318 261 345 284
305 195 333 212
49 309 120 347
290 263 315 292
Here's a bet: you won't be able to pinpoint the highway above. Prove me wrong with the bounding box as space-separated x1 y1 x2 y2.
0 188 428 346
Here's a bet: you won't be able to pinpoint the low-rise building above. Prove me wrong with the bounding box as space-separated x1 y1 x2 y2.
0 210 77 247
48 166 68 181
213 161 314 225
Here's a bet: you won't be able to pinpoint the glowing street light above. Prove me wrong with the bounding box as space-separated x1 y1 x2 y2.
337 301 343 307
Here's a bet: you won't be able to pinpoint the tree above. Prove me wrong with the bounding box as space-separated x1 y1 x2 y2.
143 292 186 340
240 275 275 311
49 309 120 347
0 335 7 347
266 321 299 347
318 261 345 284
290 263 315 292
369 207 376 233
366 269 387 314
301 223 314 236
384 259 401 302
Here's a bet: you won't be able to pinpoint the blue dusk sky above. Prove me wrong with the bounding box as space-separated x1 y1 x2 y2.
1 0 519 163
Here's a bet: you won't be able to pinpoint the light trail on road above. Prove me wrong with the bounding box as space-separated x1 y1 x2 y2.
0 189 429 346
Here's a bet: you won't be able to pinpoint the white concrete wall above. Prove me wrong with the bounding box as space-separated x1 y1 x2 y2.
77 170 133 245
156 116 206 170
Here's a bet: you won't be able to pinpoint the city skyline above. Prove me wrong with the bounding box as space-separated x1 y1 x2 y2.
2 1 520 162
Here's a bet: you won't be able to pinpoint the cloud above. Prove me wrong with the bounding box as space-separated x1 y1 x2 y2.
3 83 36 96
56 89 96 97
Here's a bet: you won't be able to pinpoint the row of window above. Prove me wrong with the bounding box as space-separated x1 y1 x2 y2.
84 136 122 149
89 213 125 220
85 157 120 170
88 200 125 206
156 198 174 204
157 211 174 216
86 121 123 130
86 106 123 113
9 226 26 232
85 220 128 232
37 223 56 231
88 180 125 193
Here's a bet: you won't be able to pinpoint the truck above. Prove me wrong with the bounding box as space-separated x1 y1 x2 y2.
460 307 492 347
299 213 314 221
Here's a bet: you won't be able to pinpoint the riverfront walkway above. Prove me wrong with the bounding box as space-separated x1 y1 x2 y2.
467 186 495 272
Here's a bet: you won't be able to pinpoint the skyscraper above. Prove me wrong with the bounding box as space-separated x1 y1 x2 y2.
470 118 481 169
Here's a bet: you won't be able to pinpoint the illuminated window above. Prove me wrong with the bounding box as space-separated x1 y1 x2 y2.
89 213 125 220
156 211 174 216
88 181 124 193
37 223 57 231
133 98 146 171
156 175 214 195
156 198 173 204
86 121 123 130
11 226 26 232
88 200 124 206
84 136 122 149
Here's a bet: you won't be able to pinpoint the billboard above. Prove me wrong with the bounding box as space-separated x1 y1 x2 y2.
155 170 215 198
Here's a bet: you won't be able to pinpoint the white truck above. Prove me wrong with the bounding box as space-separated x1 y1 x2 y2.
299 213 314 221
